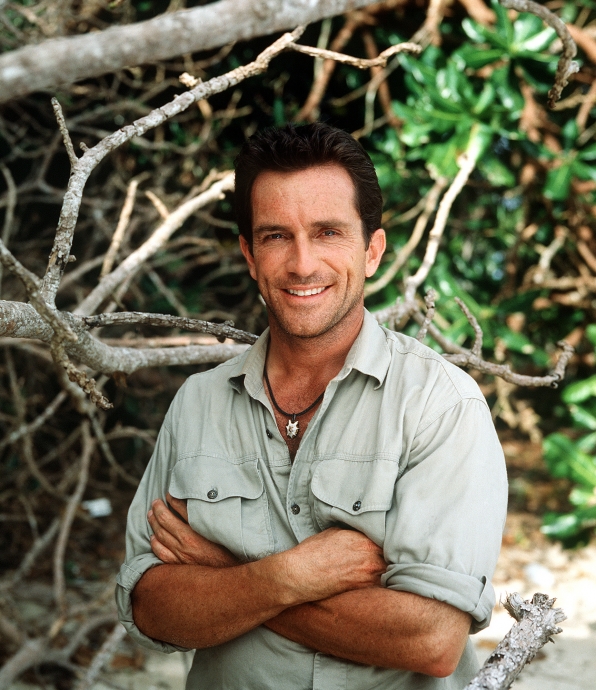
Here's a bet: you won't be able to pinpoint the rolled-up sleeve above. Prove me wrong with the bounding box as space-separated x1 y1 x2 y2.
115 421 190 653
382 397 507 633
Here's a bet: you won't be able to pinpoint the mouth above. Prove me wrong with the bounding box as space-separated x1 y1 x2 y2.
285 287 328 297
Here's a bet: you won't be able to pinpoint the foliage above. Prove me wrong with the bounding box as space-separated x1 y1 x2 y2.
542 324 596 544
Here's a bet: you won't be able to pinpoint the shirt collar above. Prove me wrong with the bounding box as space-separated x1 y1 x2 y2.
227 308 391 395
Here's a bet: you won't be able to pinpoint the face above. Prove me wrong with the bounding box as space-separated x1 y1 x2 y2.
239 164 385 340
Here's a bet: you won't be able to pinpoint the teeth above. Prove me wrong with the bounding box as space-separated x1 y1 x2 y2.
288 287 326 296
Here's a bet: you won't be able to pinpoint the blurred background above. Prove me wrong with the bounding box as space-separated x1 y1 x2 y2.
1 0 595 687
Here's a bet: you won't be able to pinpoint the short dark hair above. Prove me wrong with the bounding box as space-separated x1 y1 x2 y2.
234 123 383 249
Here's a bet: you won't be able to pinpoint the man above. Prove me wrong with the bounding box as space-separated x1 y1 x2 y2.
116 123 507 690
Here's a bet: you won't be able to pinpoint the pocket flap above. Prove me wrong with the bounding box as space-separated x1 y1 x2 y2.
169 455 263 502
311 458 398 515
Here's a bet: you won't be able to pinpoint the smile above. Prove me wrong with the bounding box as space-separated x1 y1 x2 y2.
286 287 327 296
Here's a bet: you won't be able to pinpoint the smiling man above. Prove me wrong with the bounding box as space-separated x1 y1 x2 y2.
116 123 507 690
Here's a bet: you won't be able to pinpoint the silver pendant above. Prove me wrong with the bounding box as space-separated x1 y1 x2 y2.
286 418 299 439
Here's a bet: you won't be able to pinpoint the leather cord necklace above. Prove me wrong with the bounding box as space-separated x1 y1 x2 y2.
263 366 325 439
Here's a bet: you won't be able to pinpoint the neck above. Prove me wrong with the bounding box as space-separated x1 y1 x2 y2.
266 304 365 384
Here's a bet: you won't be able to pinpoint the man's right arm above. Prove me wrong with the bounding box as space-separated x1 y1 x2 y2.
131 526 385 649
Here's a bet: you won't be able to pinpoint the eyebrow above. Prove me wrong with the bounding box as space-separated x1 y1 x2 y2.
253 219 353 236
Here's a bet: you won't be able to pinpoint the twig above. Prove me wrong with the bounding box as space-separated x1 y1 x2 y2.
364 177 447 297
416 289 437 341
499 0 578 108
0 389 67 452
53 421 93 613
3 517 60 588
51 337 113 410
411 0 448 48
0 163 16 295
288 40 421 68
100 179 139 277
576 79 596 133
405 148 479 303
147 268 188 317
465 593 566 690
82 311 258 345
88 410 140 487
454 297 483 357
74 623 127 690
145 189 170 219
532 226 568 284
295 14 364 122
51 98 78 168
410 307 575 387
74 172 235 316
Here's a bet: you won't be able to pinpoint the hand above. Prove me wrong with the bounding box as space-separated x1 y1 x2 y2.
280 528 386 603
148 492 239 568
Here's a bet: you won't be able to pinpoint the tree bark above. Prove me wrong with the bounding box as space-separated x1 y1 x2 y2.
465 592 566 690
0 0 379 104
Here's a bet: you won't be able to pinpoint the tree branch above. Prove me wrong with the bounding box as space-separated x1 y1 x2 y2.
466 592 566 690
499 0 578 108
0 0 383 104
82 312 258 345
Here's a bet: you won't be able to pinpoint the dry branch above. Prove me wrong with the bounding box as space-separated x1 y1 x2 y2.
465 593 566 690
288 39 421 67
0 301 249 374
83 312 258 345
53 422 93 612
499 0 578 108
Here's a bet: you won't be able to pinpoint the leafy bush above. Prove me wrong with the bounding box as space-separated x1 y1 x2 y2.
542 325 596 543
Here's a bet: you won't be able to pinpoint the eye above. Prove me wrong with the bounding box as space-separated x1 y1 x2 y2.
265 233 284 241
321 229 337 237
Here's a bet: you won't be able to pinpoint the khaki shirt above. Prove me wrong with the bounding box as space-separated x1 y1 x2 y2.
116 309 508 690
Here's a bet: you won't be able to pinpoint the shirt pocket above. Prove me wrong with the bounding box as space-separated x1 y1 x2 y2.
311 457 399 547
169 454 274 562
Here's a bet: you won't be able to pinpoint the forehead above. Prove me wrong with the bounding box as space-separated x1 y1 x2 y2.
251 165 358 223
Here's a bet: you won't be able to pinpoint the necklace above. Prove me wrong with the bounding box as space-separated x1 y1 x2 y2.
263 366 325 439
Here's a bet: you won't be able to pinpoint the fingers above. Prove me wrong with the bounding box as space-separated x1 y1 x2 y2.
166 492 189 523
150 534 182 563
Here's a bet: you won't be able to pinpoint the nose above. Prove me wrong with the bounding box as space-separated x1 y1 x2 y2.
287 234 319 278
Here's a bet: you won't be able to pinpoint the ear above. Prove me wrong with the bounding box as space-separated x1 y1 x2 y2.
365 229 386 278
239 235 257 281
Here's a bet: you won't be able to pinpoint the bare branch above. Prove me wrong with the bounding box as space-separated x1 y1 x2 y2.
409 306 575 387
50 337 113 410
364 177 447 297
405 147 479 303
0 390 68 452
74 172 235 316
74 623 127 690
51 98 78 169
466 592 566 690
101 179 139 278
2 518 60 588
454 297 483 357
289 40 421 67
82 311 258 345
416 289 437 342
0 301 249 374
499 0 578 108
53 422 93 612
0 163 16 294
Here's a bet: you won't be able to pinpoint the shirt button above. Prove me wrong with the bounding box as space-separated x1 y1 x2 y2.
266 428 273 439
291 503 300 515
207 489 218 500
352 500 362 512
